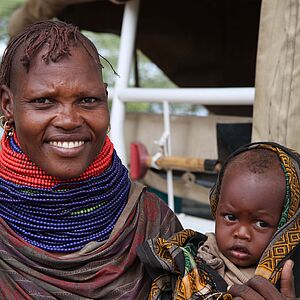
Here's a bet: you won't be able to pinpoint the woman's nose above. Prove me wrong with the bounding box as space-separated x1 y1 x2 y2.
53 105 83 130
233 225 251 240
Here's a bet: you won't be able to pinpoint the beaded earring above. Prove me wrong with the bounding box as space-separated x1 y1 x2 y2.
0 115 5 127
0 116 14 137
4 121 14 137
107 124 111 134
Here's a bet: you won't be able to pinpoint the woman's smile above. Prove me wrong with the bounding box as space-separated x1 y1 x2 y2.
48 140 85 149
46 140 87 157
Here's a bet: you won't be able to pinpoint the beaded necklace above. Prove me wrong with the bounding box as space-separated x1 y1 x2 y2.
0 135 114 188
0 135 131 252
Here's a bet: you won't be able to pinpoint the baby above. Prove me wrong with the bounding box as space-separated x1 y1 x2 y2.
199 145 286 285
138 142 299 299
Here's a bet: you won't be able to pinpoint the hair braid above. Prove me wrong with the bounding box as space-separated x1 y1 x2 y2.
0 20 115 90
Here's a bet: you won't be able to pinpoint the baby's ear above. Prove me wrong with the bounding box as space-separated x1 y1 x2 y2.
1 85 15 121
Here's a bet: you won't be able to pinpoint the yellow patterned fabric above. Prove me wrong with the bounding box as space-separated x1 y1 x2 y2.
138 229 233 300
209 142 300 285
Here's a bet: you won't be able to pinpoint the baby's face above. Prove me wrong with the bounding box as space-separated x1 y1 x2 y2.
215 166 285 267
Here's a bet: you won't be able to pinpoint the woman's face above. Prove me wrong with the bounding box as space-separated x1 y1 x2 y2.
1 45 109 179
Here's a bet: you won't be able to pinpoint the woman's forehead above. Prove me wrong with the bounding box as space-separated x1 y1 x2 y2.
11 44 102 89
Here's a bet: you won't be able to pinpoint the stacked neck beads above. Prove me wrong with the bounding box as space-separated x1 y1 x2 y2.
0 135 113 188
0 135 131 252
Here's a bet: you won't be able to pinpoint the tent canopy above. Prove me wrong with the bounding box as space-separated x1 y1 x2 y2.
8 0 262 115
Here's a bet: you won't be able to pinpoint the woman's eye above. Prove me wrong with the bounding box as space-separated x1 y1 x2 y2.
80 97 98 104
224 214 236 221
32 98 52 104
256 220 269 228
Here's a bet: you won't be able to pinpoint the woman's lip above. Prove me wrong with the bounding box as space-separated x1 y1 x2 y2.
46 134 89 143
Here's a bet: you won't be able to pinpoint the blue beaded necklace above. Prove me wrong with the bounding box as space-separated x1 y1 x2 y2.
0 137 131 252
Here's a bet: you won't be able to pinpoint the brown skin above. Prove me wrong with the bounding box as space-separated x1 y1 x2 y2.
215 164 285 267
229 259 296 299
1 44 109 179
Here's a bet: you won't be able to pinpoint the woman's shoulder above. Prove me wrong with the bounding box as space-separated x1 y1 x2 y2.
129 181 172 212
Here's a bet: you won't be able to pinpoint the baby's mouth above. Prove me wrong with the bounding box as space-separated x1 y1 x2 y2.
230 245 250 259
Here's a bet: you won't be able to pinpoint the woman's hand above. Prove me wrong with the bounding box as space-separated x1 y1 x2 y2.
280 259 295 298
228 259 295 299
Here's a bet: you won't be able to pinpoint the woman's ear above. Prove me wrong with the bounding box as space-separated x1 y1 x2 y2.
104 82 108 96
1 85 14 121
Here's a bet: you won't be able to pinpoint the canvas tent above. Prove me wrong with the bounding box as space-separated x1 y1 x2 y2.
8 0 261 116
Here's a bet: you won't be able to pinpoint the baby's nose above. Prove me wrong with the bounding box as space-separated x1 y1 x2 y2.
234 225 251 240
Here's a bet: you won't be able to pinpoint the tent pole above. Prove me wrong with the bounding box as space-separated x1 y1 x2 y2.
110 0 140 166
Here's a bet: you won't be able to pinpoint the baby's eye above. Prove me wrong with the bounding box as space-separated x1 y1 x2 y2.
256 220 269 228
32 98 52 104
80 97 99 104
224 214 236 221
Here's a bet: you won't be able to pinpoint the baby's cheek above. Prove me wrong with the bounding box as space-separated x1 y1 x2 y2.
254 235 272 257
215 230 226 251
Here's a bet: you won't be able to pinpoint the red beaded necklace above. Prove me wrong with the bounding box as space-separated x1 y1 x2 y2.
0 135 114 189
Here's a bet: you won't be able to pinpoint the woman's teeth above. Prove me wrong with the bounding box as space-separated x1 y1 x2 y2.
49 141 85 149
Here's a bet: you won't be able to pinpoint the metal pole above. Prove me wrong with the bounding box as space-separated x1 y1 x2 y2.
110 0 140 166
163 101 175 211
117 87 255 104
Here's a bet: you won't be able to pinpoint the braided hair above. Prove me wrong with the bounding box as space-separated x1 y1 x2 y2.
0 20 106 90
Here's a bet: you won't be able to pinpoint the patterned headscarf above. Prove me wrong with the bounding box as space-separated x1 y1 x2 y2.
209 141 300 284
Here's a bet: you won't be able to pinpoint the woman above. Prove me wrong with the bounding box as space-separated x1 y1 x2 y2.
0 20 183 299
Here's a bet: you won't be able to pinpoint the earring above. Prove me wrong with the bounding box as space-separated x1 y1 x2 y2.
107 124 111 134
0 116 14 137
0 115 6 128
4 121 14 137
